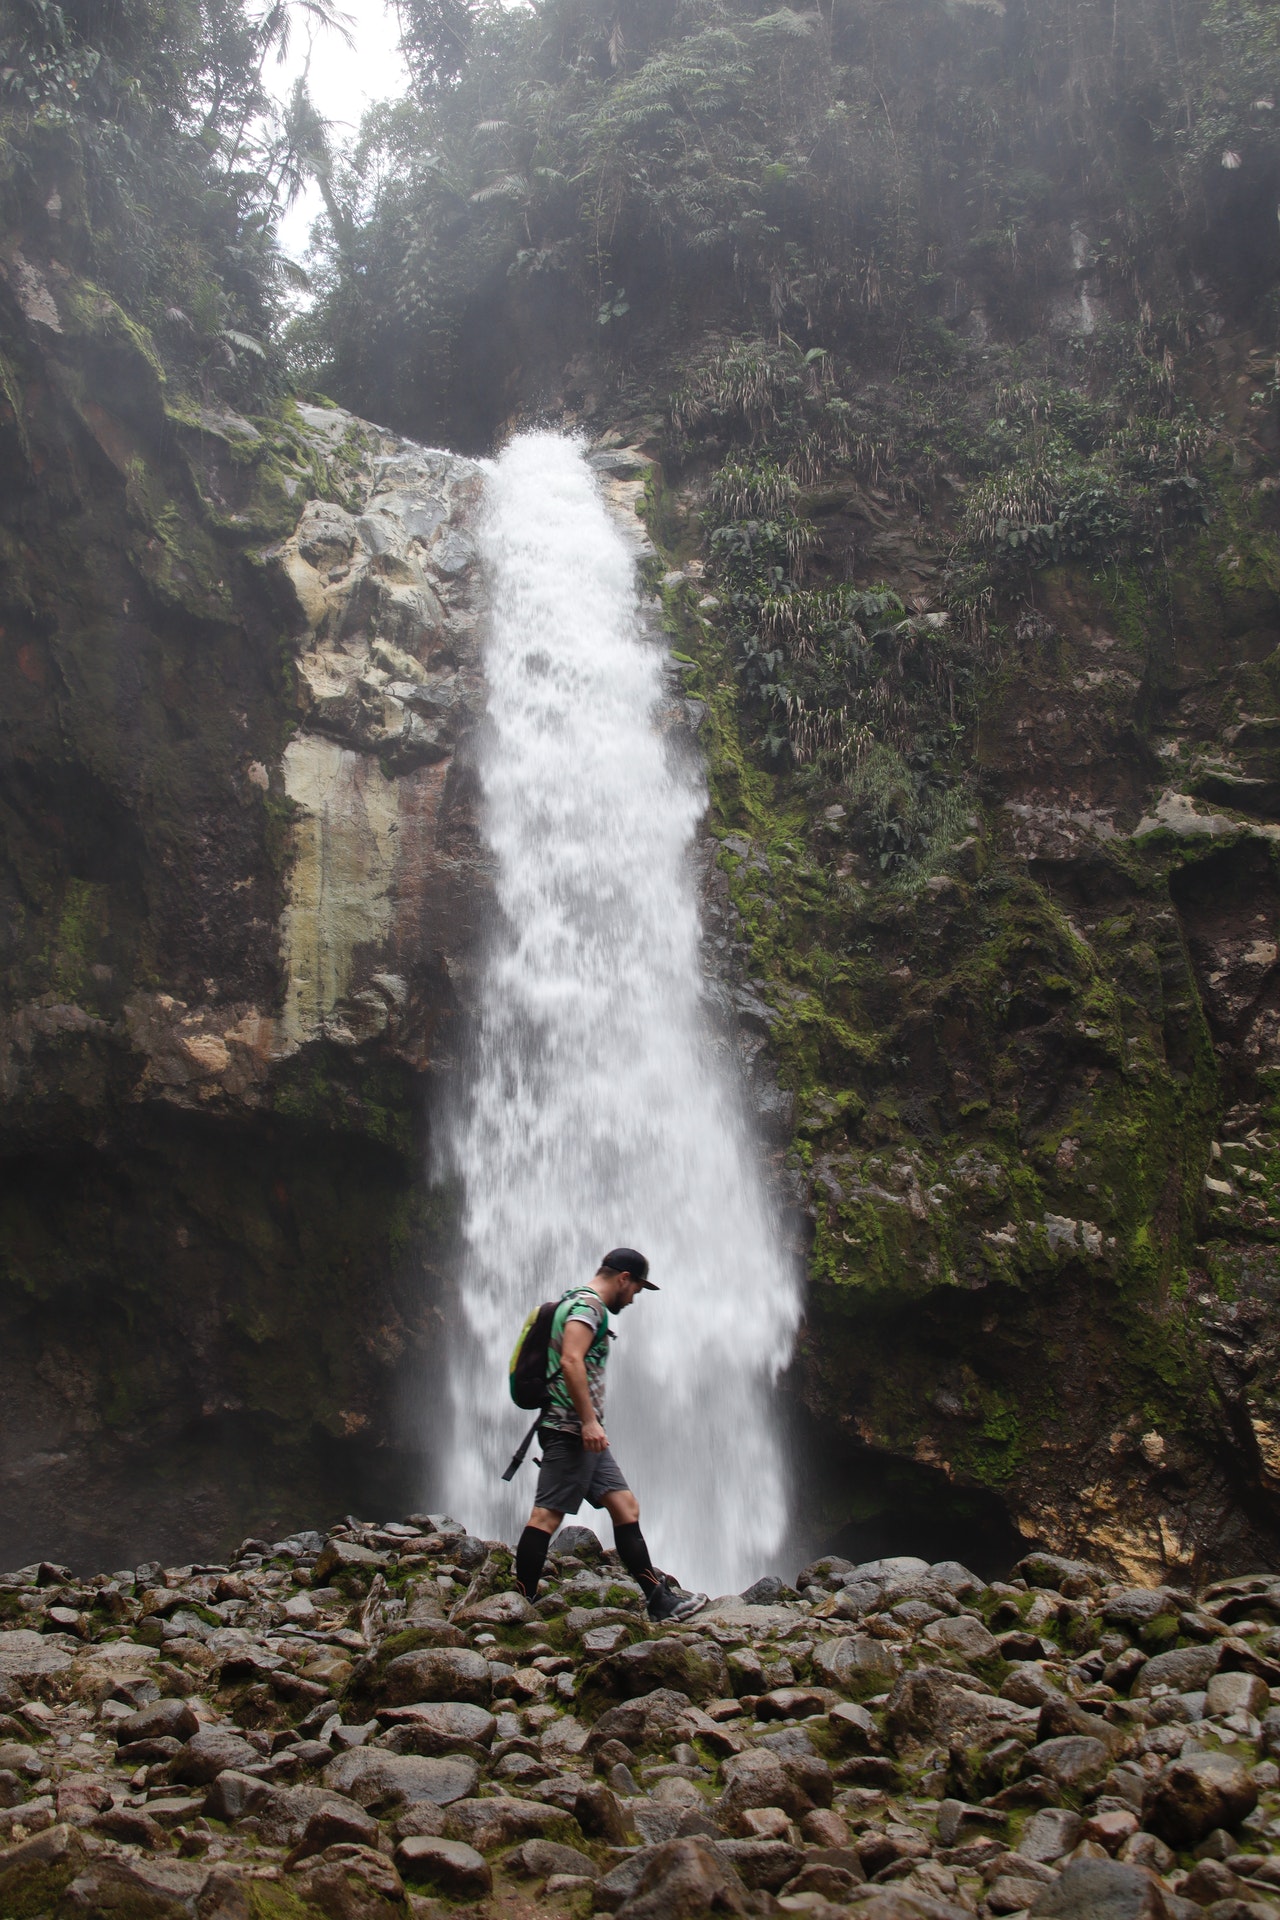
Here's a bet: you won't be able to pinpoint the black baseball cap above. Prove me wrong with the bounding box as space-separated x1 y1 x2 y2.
600 1247 657 1289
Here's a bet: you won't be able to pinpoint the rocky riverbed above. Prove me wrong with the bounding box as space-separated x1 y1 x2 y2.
1 1520 1280 1919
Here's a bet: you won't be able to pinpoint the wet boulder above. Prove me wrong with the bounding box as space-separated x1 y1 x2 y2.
1142 1751 1259 1849
394 1834 492 1898
113 1698 199 1744
613 1837 746 1919
323 1748 479 1814
592 1639 729 1703
1130 1647 1219 1696
586 1687 695 1752
169 1726 258 1785
887 1666 1037 1750
374 1701 496 1758
813 1635 903 1697
445 1795 579 1852
1021 1735 1113 1792
1028 1857 1171 1918
379 1647 492 1708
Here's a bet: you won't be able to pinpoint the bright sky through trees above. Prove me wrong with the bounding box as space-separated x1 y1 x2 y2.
275 0 406 259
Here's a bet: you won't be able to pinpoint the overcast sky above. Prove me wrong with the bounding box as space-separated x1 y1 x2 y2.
274 0 408 262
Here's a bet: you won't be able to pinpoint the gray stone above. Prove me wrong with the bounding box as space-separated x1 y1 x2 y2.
61 1854 209 1917
1017 1807 1083 1863
1131 1646 1220 1696
1143 1750 1259 1848
507 1838 600 1880
169 1725 258 1784
887 1666 1036 1749
90 1806 166 1850
1204 1671 1269 1719
380 1646 492 1707
832 1581 887 1620
453 1592 536 1628
719 1746 829 1826
587 1687 694 1751
1029 1857 1171 1918
740 1577 785 1606
203 1771 266 1824
537 1714 591 1759
632 1804 683 1846
1016 1555 1107 1599
781 1861 862 1902
445 1795 576 1852
596 1639 729 1702
312 1538 389 1581
1036 1694 1127 1754
828 1700 880 1750
292 1842 405 1913
595 1844 678 1911
922 1614 999 1660
550 1525 604 1560
0 1823 88 1914
712 1838 806 1892
582 1624 631 1656
1023 1735 1112 1790
813 1634 903 1696
394 1834 492 1898
240 1784 359 1849
754 1685 834 1719
392 1804 447 1841
288 1800 380 1859
936 1799 1005 1846
993 1874 1066 1915
614 1837 746 1919
374 1701 496 1756
587 449 654 480
852 1556 930 1581
0 1631 75 1686
930 1562 987 1598
1102 1587 1185 1628
323 1747 478 1813
113 1698 198 1744
1001 1663 1067 1709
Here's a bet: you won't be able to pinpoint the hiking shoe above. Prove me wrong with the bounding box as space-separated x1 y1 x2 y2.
646 1579 708 1623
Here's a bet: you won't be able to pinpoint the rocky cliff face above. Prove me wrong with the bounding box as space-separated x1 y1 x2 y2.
7 204 1280 1592
0 248 490 1567
614 305 1280 1587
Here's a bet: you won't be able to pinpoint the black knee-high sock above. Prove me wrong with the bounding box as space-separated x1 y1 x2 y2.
614 1519 660 1595
515 1525 552 1598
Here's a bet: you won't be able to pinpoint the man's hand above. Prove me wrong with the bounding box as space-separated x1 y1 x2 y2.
581 1417 608 1453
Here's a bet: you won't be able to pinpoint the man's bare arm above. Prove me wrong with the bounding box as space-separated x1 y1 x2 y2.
561 1320 607 1451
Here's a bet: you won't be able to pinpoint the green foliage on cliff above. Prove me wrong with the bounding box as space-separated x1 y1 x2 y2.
296 0 1280 446
0 0 351 397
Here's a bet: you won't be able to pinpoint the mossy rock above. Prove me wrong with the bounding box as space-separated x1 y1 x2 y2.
577 1636 729 1709
343 1623 468 1711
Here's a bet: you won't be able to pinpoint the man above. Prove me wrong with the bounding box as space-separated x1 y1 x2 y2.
513 1248 708 1623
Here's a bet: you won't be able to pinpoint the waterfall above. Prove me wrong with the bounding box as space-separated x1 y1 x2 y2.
440 432 800 1596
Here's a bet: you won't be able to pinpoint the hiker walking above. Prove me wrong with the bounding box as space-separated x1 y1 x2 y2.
512 1248 708 1622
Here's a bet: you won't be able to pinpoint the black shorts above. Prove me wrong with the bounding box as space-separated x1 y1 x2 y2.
534 1429 629 1515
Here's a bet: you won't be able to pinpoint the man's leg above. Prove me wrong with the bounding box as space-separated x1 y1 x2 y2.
601 1483 708 1621
515 1504 562 1599
602 1488 661 1602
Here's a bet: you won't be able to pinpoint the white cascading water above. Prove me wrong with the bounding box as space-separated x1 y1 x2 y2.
441 432 800 1596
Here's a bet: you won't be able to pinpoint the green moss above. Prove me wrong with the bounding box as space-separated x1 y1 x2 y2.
49 877 110 998
245 1883 329 1920
0 1861 82 1919
637 437 1244 1511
